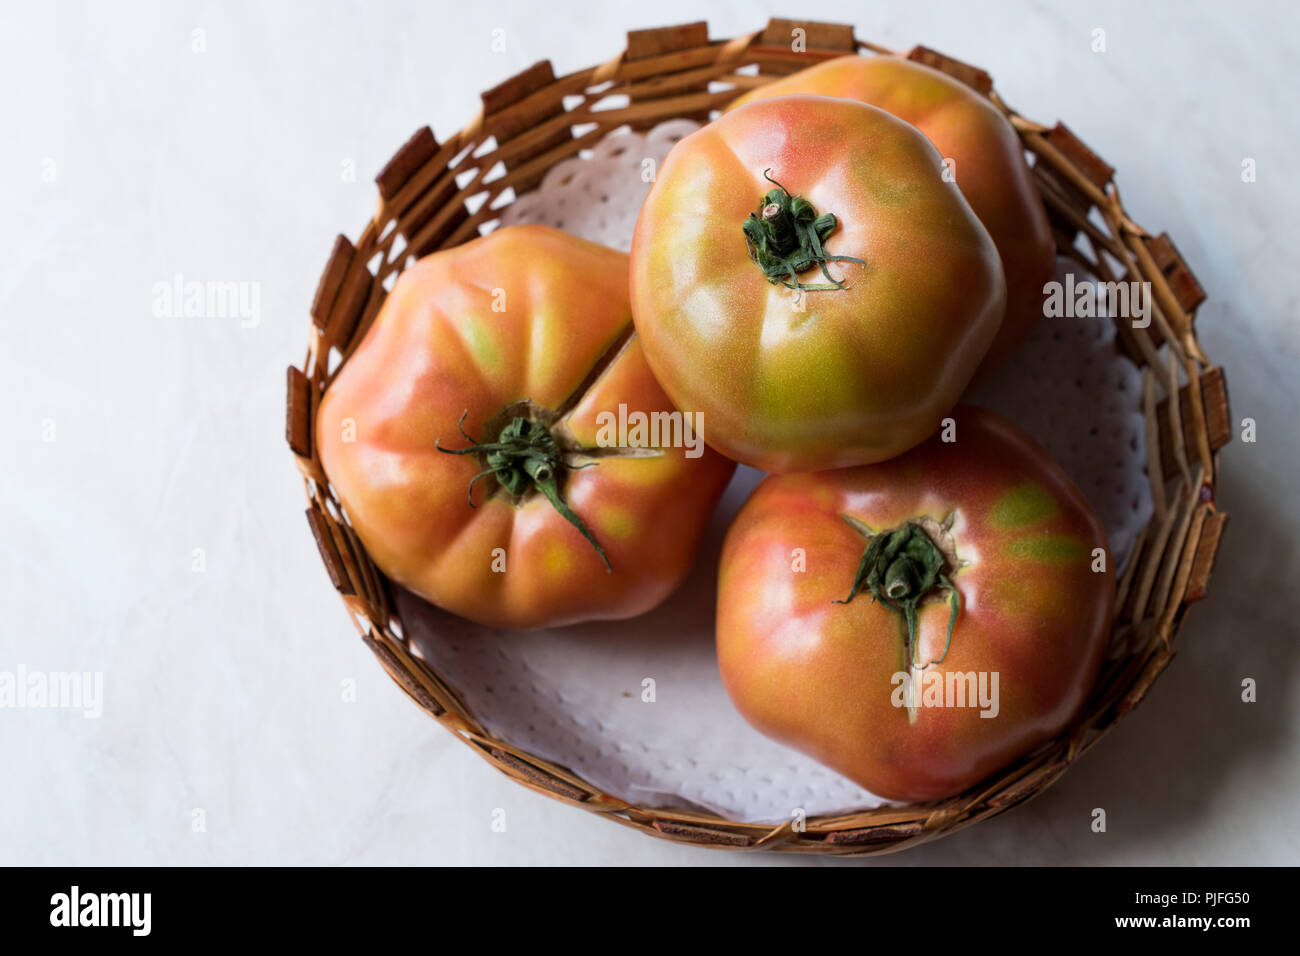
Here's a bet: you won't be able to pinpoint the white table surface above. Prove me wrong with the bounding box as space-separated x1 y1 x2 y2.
2 0 1296 865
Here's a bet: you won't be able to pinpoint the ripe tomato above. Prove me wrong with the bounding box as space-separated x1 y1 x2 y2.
630 95 1005 474
716 406 1113 801
317 225 735 630
729 55 1054 373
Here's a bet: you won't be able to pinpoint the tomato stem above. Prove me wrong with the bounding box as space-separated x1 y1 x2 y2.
835 520 962 682
742 169 865 295
436 412 612 573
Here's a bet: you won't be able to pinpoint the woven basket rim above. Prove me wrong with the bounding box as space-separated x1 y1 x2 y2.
285 18 1230 856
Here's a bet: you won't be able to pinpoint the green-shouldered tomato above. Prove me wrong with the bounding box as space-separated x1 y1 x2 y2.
729 55 1054 374
630 95 1005 473
318 225 735 630
716 406 1113 800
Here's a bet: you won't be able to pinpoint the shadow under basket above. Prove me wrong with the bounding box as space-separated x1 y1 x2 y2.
285 19 1231 856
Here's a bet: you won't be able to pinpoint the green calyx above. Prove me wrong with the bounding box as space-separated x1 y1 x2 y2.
742 169 866 293
835 519 962 674
436 412 611 573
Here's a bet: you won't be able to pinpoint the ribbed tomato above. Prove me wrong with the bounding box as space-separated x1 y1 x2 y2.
317 225 735 630
630 95 1005 473
716 406 1113 800
730 55 1054 373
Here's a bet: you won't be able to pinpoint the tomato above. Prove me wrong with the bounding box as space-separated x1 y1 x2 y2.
317 225 735 630
630 95 1005 474
729 55 1054 374
716 406 1113 801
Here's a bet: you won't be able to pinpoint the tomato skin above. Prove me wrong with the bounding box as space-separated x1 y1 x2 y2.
317 225 735 630
716 406 1113 801
630 95 1005 474
730 56 1054 374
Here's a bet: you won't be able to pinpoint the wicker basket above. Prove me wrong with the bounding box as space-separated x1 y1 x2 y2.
285 19 1230 855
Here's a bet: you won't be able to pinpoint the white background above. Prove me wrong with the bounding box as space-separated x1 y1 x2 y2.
1 0 1296 865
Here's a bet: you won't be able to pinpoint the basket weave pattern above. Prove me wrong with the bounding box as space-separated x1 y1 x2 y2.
285 19 1230 855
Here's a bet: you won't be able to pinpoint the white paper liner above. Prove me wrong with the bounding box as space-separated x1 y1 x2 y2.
396 121 1152 823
